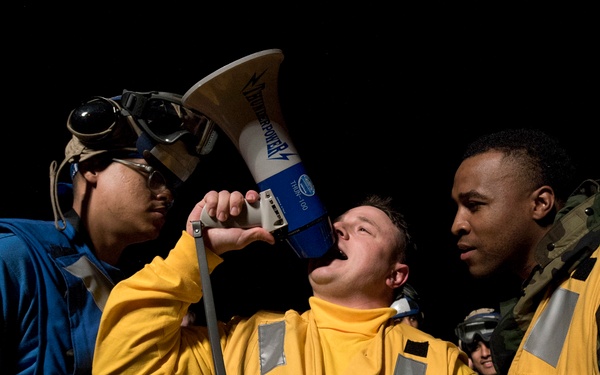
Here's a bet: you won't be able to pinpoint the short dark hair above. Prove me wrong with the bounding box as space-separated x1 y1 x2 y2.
358 195 415 263
463 128 577 206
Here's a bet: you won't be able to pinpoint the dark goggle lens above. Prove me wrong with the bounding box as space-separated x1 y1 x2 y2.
143 99 209 144
144 100 184 139
67 98 119 140
455 319 498 344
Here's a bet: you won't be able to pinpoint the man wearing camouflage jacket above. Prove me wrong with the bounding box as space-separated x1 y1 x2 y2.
450 128 599 374
495 178 600 374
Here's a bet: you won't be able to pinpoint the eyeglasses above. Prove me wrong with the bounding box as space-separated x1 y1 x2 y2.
112 158 169 195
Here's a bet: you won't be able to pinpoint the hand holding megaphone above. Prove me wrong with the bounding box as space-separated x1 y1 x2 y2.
199 189 288 239
187 190 276 256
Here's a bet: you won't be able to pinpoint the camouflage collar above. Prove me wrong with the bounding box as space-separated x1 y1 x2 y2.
535 179 600 269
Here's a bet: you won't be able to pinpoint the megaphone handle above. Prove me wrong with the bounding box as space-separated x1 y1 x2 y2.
192 221 227 375
199 189 288 233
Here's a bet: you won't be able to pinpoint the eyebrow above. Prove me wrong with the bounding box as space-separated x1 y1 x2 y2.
458 190 487 202
356 215 381 231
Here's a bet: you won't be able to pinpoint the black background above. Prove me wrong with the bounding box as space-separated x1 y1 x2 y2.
3 3 596 342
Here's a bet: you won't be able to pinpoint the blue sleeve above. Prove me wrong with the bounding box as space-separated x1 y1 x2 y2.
0 232 39 373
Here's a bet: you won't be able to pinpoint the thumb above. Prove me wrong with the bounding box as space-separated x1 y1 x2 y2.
240 227 276 247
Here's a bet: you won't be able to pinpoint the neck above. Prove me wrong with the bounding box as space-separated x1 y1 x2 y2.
312 292 392 310
73 206 126 266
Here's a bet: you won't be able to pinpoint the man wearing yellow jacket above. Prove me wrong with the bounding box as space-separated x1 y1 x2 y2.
93 191 475 374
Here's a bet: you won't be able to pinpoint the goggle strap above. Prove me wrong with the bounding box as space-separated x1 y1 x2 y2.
197 120 218 155
50 159 69 231
120 91 148 118
124 116 145 137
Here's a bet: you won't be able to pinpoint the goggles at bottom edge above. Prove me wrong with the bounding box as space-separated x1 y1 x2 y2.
455 316 499 344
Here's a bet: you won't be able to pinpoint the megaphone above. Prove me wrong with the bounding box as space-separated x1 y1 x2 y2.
183 49 334 258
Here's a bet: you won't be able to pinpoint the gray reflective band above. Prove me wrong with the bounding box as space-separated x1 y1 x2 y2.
394 353 427 375
64 256 114 311
524 287 578 367
258 321 286 374
257 321 430 374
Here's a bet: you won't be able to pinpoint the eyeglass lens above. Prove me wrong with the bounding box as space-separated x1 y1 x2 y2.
113 159 169 194
147 170 168 193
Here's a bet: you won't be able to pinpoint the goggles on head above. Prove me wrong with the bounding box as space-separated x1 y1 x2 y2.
67 96 138 149
454 313 500 346
65 90 219 186
119 90 217 156
68 91 217 155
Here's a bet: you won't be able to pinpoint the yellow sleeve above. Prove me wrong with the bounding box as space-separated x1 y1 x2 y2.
451 345 477 375
92 231 224 374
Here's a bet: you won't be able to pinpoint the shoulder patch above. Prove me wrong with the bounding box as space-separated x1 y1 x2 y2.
573 257 596 281
404 340 429 358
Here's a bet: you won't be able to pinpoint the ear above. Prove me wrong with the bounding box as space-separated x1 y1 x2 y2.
81 169 100 185
531 185 556 221
387 263 409 290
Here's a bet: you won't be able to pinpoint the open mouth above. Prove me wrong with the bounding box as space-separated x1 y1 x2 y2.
323 246 347 261
308 245 347 271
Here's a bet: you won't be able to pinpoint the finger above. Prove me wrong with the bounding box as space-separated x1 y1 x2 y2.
216 190 233 221
201 190 219 217
251 228 276 245
229 191 246 216
245 190 260 203
237 227 276 248
186 200 206 235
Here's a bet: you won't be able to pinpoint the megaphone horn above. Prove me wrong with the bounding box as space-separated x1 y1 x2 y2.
183 49 334 259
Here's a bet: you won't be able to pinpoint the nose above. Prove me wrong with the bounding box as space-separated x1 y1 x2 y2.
333 221 349 241
480 343 492 357
450 209 470 236
156 189 175 208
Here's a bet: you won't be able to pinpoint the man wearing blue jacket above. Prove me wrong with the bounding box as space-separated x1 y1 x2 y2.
0 90 216 374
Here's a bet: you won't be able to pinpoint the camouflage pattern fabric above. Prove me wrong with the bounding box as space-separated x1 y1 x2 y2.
490 179 600 374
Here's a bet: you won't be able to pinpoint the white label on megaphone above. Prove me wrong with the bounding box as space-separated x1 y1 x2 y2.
238 120 301 181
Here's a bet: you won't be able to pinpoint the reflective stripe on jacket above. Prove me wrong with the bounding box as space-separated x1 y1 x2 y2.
0 213 120 374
